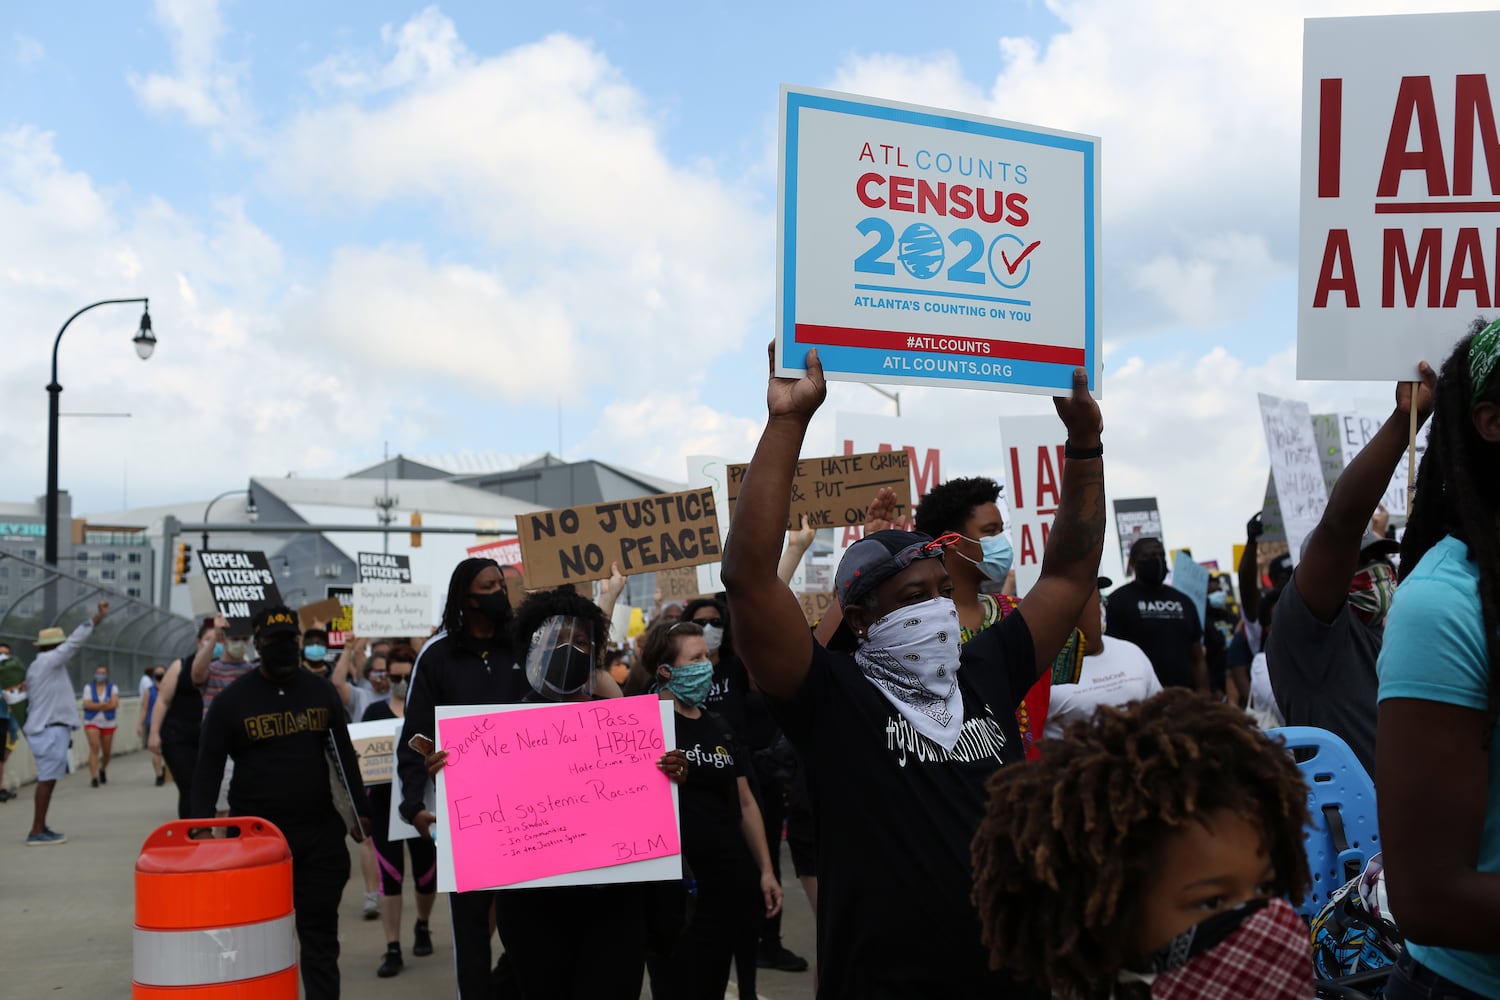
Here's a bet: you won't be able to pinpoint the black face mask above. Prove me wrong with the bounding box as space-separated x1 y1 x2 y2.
544 645 593 696
469 590 511 628
1136 556 1168 587
259 639 301 679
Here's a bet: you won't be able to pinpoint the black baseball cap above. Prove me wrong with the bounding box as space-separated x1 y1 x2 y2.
835 529 952 609
251 606 299 641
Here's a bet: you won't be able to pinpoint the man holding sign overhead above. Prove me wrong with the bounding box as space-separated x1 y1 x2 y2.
723 346 1104 999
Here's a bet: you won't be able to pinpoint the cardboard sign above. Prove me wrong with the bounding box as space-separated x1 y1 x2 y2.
777 86 1102 397
358 552 412 583
727 451 914 531
1298 12 1500 380
352 582 434 636
1113 498 1164 575
197 550 282 633
1000 416 1068 595
434 697 681 893
298 597 343 634
347 719 396 785
1259 394 1329 565
797 591 837 626
655 567 701 604
325 586 353 649
832 413 980 565
516 489 723 590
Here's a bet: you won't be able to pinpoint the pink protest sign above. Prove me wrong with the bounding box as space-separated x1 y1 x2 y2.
435 695 680 892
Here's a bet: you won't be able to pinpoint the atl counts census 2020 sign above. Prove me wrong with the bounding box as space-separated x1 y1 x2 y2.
777 86 1102 397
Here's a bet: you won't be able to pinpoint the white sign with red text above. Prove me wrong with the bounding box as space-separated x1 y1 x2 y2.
998 416 1067 595
777 86 1101 397
1299 12 1500 379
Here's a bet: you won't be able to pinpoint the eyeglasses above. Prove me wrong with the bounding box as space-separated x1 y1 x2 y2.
389 673 410 682
892 532 960 569
691 617 724 629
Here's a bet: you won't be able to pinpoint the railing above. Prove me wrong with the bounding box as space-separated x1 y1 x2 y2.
0 551 198 690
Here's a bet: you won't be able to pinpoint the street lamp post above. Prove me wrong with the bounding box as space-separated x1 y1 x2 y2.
202 488 258 551
45 299 155 567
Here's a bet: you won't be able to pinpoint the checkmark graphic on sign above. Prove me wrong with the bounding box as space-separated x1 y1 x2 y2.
1000 240 1041 275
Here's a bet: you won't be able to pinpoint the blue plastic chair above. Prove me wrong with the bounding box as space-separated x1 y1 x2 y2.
1269 726 1380 922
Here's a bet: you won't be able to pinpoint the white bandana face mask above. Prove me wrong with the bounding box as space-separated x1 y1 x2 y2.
855 596 964 750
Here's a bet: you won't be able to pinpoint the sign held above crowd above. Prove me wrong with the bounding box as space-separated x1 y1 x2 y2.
776 86 1101 398
197 549 281 633
727 450 913 531
1298 11 1500 380
517 489 724 590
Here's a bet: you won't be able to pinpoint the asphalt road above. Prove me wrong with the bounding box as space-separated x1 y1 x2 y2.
1 745 817 998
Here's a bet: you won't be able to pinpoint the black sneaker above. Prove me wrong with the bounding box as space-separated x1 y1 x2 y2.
412 919 433 957
155 774 165 787
99 769 107 785
758 943 810 972
90 778 99 788
377 946 403 978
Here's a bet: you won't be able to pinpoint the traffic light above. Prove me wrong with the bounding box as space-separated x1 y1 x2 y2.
174 542 193 584
410 511 423 548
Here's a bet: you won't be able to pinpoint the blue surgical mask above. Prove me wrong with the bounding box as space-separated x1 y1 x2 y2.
958 533 1014 583
303 644 327 662
1208 591 1228 610
213 641 225 660
664 660 716 707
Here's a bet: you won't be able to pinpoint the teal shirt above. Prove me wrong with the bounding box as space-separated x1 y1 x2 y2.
1377 535 1500 995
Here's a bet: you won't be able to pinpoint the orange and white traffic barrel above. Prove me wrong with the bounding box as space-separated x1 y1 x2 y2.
133 818 298 998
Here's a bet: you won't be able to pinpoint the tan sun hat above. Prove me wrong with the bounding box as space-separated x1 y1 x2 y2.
35 627 66 648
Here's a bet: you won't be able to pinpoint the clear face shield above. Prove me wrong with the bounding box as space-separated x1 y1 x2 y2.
524 616 598 700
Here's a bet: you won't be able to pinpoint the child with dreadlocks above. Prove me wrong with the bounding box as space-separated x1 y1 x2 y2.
971 689 1314 999
1377 319 1500 1000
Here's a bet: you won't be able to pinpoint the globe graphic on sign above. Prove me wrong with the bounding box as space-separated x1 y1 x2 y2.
897 223 944 280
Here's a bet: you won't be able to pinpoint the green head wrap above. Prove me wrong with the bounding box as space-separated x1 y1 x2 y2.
1472 318 1500 409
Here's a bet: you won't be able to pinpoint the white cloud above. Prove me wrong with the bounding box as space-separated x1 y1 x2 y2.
308 5 471 95
272 22 769 393
14 33 44 67
827 0 1500 338
128 0 254 141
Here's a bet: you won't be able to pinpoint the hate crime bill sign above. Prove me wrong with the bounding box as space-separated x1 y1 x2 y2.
1299 11 1500 380
776 85 1102 398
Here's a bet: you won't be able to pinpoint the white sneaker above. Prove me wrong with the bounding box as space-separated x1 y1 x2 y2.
363 891 380 920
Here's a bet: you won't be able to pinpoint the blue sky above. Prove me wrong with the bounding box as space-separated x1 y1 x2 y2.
1 0 1482 578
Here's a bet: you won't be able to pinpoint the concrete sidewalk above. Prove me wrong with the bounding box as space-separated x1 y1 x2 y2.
0 746 816 998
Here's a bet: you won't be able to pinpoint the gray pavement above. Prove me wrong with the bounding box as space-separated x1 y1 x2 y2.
0 748 817 998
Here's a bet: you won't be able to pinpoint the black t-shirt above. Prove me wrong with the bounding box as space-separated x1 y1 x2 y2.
702 654 749 740
771 611 1041 1000
1104 581 1204 689
673 708 749 867
192 669 366 833
1266 574 1380 777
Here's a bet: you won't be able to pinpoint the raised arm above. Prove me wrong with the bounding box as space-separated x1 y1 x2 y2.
1238 513 1263 624
331 633 360 708
776 516 817 585
1297 364 1434 622
596 562 628 622
191 613 223 687
1014 369 1106 679
721 346 826 700
148 659 181 753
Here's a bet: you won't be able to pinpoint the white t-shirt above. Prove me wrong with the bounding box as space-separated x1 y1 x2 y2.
1045 636 1163 738
1248 651 1285 728
138 674 155 699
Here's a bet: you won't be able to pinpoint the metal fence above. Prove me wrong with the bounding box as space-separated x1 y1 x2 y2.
0 551 198 692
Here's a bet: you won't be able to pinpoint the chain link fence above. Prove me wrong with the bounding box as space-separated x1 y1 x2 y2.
0 551 198 692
